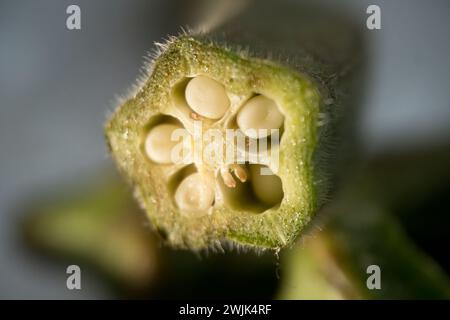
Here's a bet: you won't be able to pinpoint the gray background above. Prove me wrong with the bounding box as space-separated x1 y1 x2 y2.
1 0 449 298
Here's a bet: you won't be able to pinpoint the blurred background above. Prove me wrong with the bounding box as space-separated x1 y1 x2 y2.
1 0 450 299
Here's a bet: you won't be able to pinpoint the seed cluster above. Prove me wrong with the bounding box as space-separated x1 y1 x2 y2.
144 75 285 214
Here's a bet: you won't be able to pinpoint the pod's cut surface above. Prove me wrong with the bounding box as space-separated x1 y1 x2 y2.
105 2 363 250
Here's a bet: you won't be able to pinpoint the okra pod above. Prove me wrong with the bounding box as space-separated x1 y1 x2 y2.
105 1 364 249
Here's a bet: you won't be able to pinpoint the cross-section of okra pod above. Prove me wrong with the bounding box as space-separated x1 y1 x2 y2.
105 1 365 250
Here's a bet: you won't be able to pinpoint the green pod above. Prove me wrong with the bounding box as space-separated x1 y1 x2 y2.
105 1 364 250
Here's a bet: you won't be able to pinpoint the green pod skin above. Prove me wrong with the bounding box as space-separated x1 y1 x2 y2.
105 1 365 250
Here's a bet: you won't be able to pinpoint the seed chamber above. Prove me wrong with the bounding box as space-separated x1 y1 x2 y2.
143 75 286 216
